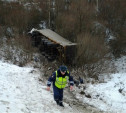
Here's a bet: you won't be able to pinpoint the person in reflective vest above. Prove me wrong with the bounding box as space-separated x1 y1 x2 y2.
47 65 74 107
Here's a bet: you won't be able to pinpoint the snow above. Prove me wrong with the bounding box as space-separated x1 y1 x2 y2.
0 61 76 113
29 28 37 34
0 56 126 113
76 56 126 113
82 73 126 113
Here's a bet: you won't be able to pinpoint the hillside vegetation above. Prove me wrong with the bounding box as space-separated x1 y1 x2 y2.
0 0 126 67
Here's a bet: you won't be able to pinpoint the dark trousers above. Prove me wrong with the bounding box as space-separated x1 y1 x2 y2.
53 85 63 102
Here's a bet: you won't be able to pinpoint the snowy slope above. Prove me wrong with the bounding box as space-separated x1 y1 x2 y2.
0 56 126 113
75 56 126 113
0 61 77 113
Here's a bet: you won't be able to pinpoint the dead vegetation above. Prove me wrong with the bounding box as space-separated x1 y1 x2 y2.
0 0 125 80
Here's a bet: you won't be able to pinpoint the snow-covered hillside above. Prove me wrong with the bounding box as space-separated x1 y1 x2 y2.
0 61 79 113
0 56 126 113
75 56 126 113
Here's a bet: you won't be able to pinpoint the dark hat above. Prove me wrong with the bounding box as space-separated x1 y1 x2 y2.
60 65 67 72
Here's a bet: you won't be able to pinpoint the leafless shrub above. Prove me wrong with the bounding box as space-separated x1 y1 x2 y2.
56 13 77 42
13 35 38 64
76 32 107 65
71 56 116 82
0 34 37 66
98 0 126 56
0 1 42 34
55 0 95 42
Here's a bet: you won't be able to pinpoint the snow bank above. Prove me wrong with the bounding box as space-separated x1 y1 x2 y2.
0 53 126 113
76 56 126 113
0 61 78 113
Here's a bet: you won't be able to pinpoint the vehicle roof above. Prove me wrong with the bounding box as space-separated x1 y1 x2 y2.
35 29 76 46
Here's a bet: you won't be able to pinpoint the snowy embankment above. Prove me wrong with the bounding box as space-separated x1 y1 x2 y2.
0 61 76 113
0 56 126 113
76 56 126 113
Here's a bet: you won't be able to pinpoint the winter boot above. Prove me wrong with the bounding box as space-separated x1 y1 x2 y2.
59 101 64 107
56 100 59 105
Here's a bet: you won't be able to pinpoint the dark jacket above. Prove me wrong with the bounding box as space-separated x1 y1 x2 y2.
47 69 74 87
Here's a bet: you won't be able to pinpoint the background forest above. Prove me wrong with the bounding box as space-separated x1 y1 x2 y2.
0 0 126 66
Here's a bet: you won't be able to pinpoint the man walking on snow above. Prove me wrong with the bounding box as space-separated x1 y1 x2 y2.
47 65 74 107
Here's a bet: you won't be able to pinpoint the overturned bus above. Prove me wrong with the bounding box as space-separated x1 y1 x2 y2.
29 29 77 64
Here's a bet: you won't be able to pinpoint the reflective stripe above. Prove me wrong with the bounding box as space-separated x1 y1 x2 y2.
70 81 74 84
47 81 51 85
